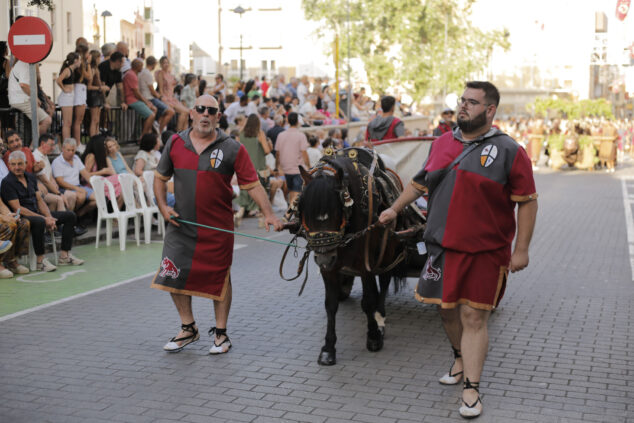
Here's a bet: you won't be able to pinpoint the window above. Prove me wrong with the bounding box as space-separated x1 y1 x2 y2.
231 60 238 70
261 60 268 70
66 12 72 44
270 60 276 71
145 33 152 46
144 7 152 20
241 59 246 70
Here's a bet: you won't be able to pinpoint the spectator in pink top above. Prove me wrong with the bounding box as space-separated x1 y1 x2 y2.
275 112 309 204
123 59 156 136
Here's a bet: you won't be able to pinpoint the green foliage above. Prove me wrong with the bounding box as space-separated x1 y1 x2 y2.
27 0 54 11
527 97 614 119
302 0 509 101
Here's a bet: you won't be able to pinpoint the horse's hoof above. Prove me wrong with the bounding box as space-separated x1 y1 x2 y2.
318 350 336 365
366 334 384 352
378 326 385 337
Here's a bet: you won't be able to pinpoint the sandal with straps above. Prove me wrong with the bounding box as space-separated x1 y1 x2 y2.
163 322 200 352
439 346 463 385
208 327 232 354
459 378 482 419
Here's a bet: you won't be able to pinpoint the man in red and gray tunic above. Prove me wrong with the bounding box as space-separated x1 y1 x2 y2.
380 81 537 419
152 94 283 354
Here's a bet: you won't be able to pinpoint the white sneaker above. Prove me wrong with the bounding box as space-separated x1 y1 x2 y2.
7 263 29 274
58 253 85 266
37 258 57 272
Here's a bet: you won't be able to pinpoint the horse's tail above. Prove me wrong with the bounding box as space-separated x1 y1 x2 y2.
390 260 410 294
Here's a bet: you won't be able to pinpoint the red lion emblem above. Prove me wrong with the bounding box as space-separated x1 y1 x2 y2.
160 257 180 279
422 258 441 281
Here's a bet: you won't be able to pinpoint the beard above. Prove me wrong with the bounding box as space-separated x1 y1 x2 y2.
457 109 487 133
194 118 215 137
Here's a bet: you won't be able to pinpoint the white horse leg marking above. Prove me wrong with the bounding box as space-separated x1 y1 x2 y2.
374 311 385 328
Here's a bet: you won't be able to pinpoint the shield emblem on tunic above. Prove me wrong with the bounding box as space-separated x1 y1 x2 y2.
480 144 498 167
210 149 224 168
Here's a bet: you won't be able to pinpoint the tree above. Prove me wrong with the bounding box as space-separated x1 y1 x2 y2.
302 0 510 101
27 0 54 10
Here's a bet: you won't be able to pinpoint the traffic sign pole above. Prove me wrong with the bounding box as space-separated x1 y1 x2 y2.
29 64 39 147
8 17 53 149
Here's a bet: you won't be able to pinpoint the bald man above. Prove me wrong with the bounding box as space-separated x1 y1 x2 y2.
152 95 283 355
116 41 131 73
123 58 156 135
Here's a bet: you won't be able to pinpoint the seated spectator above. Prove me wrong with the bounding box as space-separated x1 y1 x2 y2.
135 133 175 208
180 73 198 110
141 56 175 133
0 137 9 181
224 95 250 126
0 197 29 278
104 137 134 175
299 94 327 126
2 150 84 272
82 134 123 209
259 106 274 132
266 114 286 149
51 138 96 223
133 133 160 176
212 74 226 96
123 59 156 135
3 130 44 174
155 56 188 131
8 59 52 137
33 133 76 217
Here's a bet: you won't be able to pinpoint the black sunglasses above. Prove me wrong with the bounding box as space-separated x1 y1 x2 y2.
194 105 219 115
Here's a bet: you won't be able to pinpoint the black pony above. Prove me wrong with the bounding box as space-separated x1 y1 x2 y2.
286 147 426 365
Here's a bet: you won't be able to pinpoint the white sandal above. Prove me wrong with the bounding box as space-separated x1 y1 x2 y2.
208 327 232 354
163 322 200 352
439 346 463 385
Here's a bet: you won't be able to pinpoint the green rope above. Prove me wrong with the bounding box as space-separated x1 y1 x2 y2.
172 217 305 248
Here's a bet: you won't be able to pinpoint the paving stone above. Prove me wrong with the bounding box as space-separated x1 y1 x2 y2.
2 169 633 422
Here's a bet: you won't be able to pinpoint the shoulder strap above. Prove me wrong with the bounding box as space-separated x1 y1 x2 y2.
443 141 482 172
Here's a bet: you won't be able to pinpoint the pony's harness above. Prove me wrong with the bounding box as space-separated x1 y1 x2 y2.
281 147 423 286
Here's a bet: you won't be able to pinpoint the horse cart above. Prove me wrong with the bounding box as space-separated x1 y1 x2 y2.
281 137 434 365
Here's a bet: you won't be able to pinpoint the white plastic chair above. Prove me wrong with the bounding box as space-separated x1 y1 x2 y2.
121 173 161 244
142 170 165 238
91 175 140 251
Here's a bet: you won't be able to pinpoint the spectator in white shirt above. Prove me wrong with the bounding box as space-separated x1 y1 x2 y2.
51 138 96 221
224 95 250 126
33 133 75 213
8 60 52 137
297 75 310 105
299 94 327 126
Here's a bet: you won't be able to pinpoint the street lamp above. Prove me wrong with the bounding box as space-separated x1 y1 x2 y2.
232 5 247 80
101 10 112 44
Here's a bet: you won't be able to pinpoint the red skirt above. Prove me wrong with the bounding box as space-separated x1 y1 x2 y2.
415 244 510 310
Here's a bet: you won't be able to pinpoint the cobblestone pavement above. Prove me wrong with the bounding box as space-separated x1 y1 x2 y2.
1 167 633 423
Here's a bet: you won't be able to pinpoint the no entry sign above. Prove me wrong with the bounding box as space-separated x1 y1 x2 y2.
8 17 53 64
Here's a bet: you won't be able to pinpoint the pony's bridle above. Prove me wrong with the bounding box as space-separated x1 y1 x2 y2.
300 161 354 253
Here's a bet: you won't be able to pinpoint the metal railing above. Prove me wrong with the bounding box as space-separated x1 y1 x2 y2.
0 106 145 146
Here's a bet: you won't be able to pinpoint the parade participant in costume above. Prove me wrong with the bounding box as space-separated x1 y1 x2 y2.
152 94 283 354
379 81 537 419
433 108 457 136
365 95 405 142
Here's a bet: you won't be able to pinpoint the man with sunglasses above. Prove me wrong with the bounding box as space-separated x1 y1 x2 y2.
152 94 283 355
380 81 537 419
